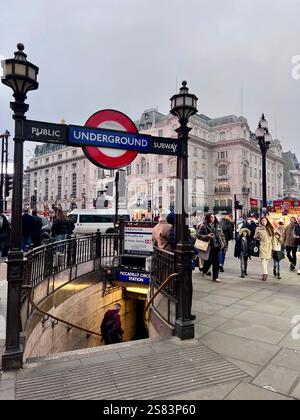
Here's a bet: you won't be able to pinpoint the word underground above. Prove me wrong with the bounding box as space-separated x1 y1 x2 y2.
70 127 150 151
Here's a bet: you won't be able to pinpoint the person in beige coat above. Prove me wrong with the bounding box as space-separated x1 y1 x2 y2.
283 217 297 271
152 215 172 251
254 216 274 281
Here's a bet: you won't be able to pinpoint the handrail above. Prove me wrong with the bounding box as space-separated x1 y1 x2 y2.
29 288 102 338
144 272 179 317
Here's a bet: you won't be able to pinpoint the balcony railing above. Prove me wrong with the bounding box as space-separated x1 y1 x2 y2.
215 187 231 193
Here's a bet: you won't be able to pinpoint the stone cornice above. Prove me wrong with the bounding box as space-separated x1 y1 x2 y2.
25 155 84 173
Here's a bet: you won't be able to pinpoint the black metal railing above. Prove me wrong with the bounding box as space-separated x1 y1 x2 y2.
151 247 177 302
22 232 120 294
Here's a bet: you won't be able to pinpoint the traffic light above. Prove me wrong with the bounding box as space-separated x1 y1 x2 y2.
5 174 13 197
31 194 37 208
235 200 243 210
147 200 152 212
104 200 108 208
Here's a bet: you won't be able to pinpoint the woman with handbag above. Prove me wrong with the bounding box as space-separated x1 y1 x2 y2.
254 217 274 282
196 213 227 283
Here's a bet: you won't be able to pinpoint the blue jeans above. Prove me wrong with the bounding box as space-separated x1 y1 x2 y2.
273 259 280 274
219 249 226 266
22 236 32 251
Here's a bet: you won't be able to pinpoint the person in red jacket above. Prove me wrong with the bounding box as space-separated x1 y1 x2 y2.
100 303 124 345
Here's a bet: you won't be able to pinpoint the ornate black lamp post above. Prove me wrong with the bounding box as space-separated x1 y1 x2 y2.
1 44 39 370
170 81 198 339
255 114 272 215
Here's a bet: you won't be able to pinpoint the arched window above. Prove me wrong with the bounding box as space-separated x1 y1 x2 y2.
218 165 227 177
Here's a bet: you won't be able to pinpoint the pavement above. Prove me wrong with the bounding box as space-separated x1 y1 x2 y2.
1 245 300 400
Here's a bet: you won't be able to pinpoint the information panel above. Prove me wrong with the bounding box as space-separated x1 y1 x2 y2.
124 225 153 255
115 269 150 285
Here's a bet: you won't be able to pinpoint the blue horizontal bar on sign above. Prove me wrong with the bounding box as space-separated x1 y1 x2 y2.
69 125 152 152
115 269 150 285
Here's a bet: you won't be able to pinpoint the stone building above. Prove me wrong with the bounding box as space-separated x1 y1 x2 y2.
127 108 285 214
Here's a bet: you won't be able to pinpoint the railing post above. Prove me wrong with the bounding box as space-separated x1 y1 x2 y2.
67 236 77 267
96 229 101 259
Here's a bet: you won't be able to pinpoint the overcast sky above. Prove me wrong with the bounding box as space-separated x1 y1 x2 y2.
1 0 300 163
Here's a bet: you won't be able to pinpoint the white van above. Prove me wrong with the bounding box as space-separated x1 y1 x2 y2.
68 209 131 235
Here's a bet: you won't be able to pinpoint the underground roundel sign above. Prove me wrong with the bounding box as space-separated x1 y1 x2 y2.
82 109 139 169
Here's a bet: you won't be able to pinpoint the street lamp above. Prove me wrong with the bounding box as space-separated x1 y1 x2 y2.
170 80 198 339
1 44 39 370
255 113 272 214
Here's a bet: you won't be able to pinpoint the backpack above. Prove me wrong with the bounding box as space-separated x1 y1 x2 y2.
101 314 122 344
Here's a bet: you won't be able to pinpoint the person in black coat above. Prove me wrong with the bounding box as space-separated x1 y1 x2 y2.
31 210 43 247
0 214 10 258
234 228 252 277
219 214 234 272
22 209 34 251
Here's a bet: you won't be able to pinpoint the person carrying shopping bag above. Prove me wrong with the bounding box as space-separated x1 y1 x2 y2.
254 216 274 282
197 213 227 283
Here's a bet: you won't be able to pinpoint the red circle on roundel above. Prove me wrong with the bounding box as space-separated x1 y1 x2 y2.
82 109 139 169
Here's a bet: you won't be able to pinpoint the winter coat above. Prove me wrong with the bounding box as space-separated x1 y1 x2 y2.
283 222 297 247
152 219 172 251
32 215 43 237
0 215 10 254
220 217 234 243
51 219 70 236
197 222 227 251
254 225 273 259
22 212 34 237
234 235 252 258
293 224 300 246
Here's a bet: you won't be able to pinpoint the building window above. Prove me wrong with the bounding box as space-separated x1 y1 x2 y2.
250 168 252 177
254 184 257 195
194 147 198 157
34 180 37 188
218 165 227 176
44 178 49 200
57 176 62 199
136 164 140 175
72 150 77 156
34 161 38 166
243 166 247 182
141 159 146 174
158 163 163 174
45 158 49 163
72 173 77 197
159 179 163 193
254 168 257 178
58 154 62 160
72 163 77 170
220 151 226 159
139 124 144 131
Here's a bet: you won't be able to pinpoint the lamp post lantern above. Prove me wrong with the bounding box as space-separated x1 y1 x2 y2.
255 114 271 215
170 81 198 339
1 44 39 370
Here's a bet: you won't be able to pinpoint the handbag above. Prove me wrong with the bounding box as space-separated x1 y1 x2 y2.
250 240 260 257
195 239 210 252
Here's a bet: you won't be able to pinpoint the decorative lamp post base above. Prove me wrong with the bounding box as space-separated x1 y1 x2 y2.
2 349 23 371
175 319 194 340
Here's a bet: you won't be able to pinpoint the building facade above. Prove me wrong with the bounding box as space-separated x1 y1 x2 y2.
24 144 116 212
127 109 285 214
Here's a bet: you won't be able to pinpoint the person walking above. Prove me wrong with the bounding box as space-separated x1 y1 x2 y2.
234 228 251 278
31 210 43 247
219 214 234 272
22 208 34 251
254 216 274 282
283 217 297 271
152 214 172 251
51 208 69 242
0 214 10 259
293 216 300 275
197 213 227 283
272 230 284 279
100 303 124 345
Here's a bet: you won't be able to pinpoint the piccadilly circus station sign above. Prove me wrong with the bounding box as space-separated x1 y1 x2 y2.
24 109 181 169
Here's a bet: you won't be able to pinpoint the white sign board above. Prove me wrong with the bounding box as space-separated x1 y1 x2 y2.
124 225 153 255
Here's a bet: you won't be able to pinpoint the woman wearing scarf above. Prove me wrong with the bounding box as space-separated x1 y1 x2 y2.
254 216 274 281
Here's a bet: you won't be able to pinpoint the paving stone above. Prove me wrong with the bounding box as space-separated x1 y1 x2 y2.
200 294 240 306
194 324 214 339
199 315 228 329
252 365 300 396
291 380 300 399
225 382 293 400
201 331 279 366
271 349 300 371
233 310 292 332
163 380 241 400
225 358 262 377
215 319 286 345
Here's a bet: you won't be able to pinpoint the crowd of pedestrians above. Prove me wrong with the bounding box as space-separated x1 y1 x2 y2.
152 211 300 284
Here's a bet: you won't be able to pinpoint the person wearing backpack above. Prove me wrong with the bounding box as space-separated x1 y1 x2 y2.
100 303 124 345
